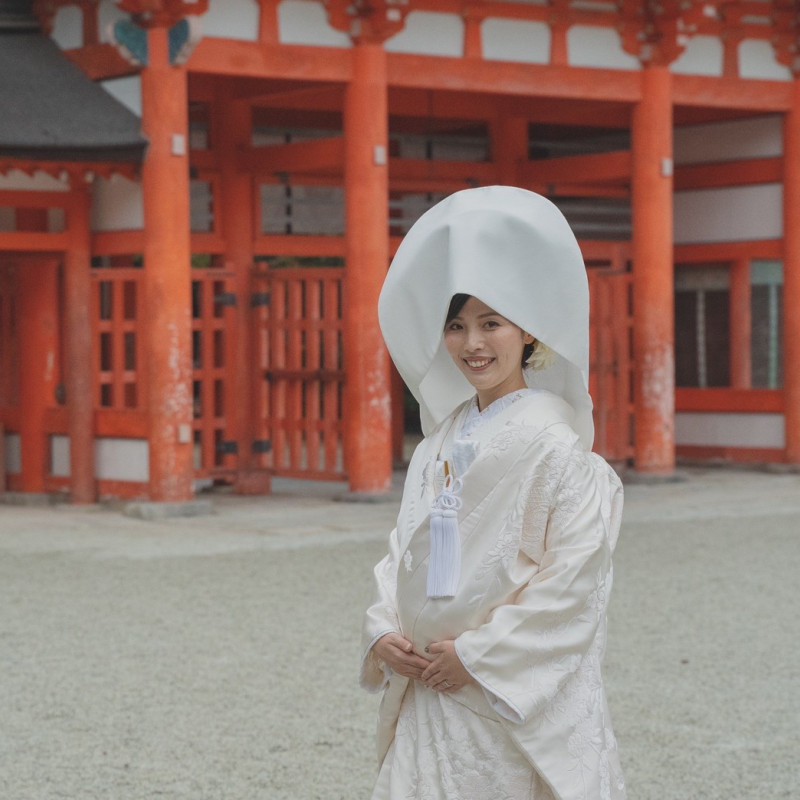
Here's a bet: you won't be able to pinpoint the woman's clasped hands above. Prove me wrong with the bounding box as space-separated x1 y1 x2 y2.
373 633 476 694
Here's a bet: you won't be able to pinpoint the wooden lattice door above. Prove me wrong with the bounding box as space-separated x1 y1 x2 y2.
586 251 634 464
252 262 345 480
190 267 238 480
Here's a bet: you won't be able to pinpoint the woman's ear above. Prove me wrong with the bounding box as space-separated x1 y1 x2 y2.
523 332 535 345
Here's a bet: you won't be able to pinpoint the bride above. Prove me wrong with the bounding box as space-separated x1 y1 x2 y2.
361 186 626 800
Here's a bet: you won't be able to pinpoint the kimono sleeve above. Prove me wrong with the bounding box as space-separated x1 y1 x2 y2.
454 442 622 724
359 526 403 693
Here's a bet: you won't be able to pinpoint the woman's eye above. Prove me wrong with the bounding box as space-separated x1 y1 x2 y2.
484 320 500 328
446 322 462 331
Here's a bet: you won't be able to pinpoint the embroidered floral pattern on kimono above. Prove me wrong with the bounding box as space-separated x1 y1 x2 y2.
360 391 626 800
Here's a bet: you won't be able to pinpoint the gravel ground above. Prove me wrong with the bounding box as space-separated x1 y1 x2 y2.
1 467 799 800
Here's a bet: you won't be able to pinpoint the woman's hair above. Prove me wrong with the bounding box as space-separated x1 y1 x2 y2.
445 293 471 324
445 293 556 370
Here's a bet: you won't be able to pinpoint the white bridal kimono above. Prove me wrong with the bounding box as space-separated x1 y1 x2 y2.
360 390 626 800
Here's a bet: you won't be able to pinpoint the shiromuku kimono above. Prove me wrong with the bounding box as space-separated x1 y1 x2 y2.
361 187 626 800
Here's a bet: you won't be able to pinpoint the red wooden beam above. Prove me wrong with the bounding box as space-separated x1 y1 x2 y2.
241 137 345 175
95 409 148 438
0 231 71 251
0 190 71 208
252 234 346 256
546 184 630 198
519 149 631 185
390 157 497 184
674 240 782 262
190 39 642 102
91 230 145 254
674 157 783 190
387 54 643 102
673 75 792 112
190 39 352 82
389 176 487 193
190 233 226 253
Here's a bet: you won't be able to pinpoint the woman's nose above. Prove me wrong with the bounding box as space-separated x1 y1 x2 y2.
464 329 485 350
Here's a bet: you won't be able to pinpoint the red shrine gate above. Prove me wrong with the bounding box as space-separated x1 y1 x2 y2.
0 244 632 496
4 0 800 502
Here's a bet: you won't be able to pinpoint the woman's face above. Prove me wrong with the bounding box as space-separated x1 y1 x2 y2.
443 296 533 410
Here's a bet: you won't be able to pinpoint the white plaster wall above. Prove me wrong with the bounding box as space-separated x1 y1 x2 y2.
0 208 14 232
739 40 792 82
481 19 549 65
385 12 463 57
50 5 84 49
674 184 782 244
0 170 69 192
190 180 214 232
567 26 640 71
3 433 21 474
260 184 344 235
101 76 142 117
433 137 487 162
676 412 785 449
674 116 783 165
47 207 66 233
278 0 351 48
91 175 144 231
97 0 128 38
96 438 149 481
45 437 150 481
202 0 259 41
670 35 722 77
50 435 70 478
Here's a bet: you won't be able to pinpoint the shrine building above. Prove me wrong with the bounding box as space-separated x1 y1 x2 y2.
1 0 799 503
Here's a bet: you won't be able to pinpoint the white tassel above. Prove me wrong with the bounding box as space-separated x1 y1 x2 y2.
427 475 463 599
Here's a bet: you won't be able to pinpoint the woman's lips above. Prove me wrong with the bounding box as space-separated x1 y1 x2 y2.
463 357 493 370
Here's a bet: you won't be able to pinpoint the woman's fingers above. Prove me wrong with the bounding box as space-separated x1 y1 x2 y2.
429 678 459 692
420 662 437 682
373 633 430 678
376 632 411 654
374 634 468 691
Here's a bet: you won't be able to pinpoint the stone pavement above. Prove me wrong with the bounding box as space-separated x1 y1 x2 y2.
0 467 799 800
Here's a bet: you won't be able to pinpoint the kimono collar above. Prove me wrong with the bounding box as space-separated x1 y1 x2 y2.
378 186 594 450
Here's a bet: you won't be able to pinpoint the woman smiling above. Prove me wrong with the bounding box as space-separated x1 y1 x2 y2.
360 186 626 800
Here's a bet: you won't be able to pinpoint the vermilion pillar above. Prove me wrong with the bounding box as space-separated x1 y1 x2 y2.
140 26 194 500
215 98 270 494
492 110 527 186
17 259 59 493
64 182 95 502
631 64 675 474
783 78 800 463
343 40 392 493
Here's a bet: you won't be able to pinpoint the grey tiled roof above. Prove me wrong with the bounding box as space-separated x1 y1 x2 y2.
0 31 147 163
